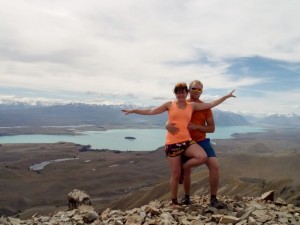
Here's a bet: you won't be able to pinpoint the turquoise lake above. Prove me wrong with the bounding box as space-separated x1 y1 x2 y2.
0 126 266 151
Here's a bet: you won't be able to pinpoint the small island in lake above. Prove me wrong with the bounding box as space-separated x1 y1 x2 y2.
124 136 136 140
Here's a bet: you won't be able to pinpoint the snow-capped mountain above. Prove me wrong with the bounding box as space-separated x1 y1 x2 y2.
0 101 299 127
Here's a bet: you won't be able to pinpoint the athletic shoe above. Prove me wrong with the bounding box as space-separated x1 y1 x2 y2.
180 196 191 205
210 198 226 209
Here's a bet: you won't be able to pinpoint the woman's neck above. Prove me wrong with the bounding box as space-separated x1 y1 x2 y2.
176 100 187 109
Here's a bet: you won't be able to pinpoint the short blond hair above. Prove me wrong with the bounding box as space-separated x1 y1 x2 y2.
189 80 203 88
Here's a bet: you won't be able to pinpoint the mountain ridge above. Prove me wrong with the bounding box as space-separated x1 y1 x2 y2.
1 103 300 128
0 103 249 127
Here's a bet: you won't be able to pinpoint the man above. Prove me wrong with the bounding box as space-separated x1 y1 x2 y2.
166 80 225 208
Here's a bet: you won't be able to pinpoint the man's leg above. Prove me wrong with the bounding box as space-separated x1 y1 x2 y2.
206 156 224 208
206 157 219 196
199 139 226 209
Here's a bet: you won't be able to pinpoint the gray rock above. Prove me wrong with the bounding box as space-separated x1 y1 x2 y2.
1 190 300 225
275 197 287 206
261 190 275 201
67 189 91 210
219 215 240 224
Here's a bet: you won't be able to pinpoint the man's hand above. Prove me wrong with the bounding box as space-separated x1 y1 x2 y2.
121 109 131 115
166 122 179 135
227 89 236 98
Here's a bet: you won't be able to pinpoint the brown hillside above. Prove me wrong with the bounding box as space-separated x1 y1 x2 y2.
0 129 300 219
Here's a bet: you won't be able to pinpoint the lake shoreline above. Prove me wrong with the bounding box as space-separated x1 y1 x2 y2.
0 124 164 136
0 125 269 151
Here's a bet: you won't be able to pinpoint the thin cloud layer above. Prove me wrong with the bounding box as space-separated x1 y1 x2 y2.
0 0 299 114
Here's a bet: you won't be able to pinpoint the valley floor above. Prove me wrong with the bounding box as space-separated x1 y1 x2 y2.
0 127 299 219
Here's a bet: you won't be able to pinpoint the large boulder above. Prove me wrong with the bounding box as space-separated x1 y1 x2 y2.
67 189 91 210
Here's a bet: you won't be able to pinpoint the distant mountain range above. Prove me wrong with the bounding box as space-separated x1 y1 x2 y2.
0 103 299 127
255 113 300 126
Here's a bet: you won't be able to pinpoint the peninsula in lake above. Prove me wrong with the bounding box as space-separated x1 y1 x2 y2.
124 136 136 140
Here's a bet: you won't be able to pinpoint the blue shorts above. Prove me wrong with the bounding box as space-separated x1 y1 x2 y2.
197 138 216 158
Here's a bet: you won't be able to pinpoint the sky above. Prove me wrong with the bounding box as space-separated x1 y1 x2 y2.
0 0 300 115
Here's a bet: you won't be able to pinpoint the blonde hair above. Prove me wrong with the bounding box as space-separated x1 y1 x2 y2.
189 80 203 88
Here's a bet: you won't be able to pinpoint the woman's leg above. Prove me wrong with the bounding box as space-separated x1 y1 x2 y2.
166 155 182 202
183 167 191 194
182 144 207 170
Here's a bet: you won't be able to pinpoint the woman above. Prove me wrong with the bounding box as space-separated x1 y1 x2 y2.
122 82 235 205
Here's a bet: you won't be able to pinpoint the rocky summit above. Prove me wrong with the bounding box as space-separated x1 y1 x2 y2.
1 190 300 225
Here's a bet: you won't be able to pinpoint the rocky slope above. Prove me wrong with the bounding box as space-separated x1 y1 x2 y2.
1 190 299 225
1 140 300 219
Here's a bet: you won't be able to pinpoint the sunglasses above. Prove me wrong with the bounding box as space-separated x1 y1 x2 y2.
190 87 203 92
175 82 187 87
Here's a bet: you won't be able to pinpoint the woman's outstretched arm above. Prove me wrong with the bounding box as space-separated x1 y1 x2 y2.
193 90 236 111
122 101 171 115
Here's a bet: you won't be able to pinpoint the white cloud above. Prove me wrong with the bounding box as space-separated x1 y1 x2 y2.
0 0 299 114
0 94 68 106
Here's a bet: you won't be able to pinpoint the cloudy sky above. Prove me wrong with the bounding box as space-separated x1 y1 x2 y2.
0 0 299 114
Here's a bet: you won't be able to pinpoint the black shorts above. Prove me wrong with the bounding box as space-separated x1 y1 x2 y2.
164 140 196 157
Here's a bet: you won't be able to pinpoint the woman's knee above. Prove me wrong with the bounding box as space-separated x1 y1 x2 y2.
195 152 207 163
170 166 181 179
172 171 181 181
186 144 206 156
198 156 207 165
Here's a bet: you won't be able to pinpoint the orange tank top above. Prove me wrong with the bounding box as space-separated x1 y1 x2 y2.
187 99 213 141
165 101 193 145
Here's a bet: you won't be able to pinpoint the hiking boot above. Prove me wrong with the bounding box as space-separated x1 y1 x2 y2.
180 196 191 205
210 198 226 209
